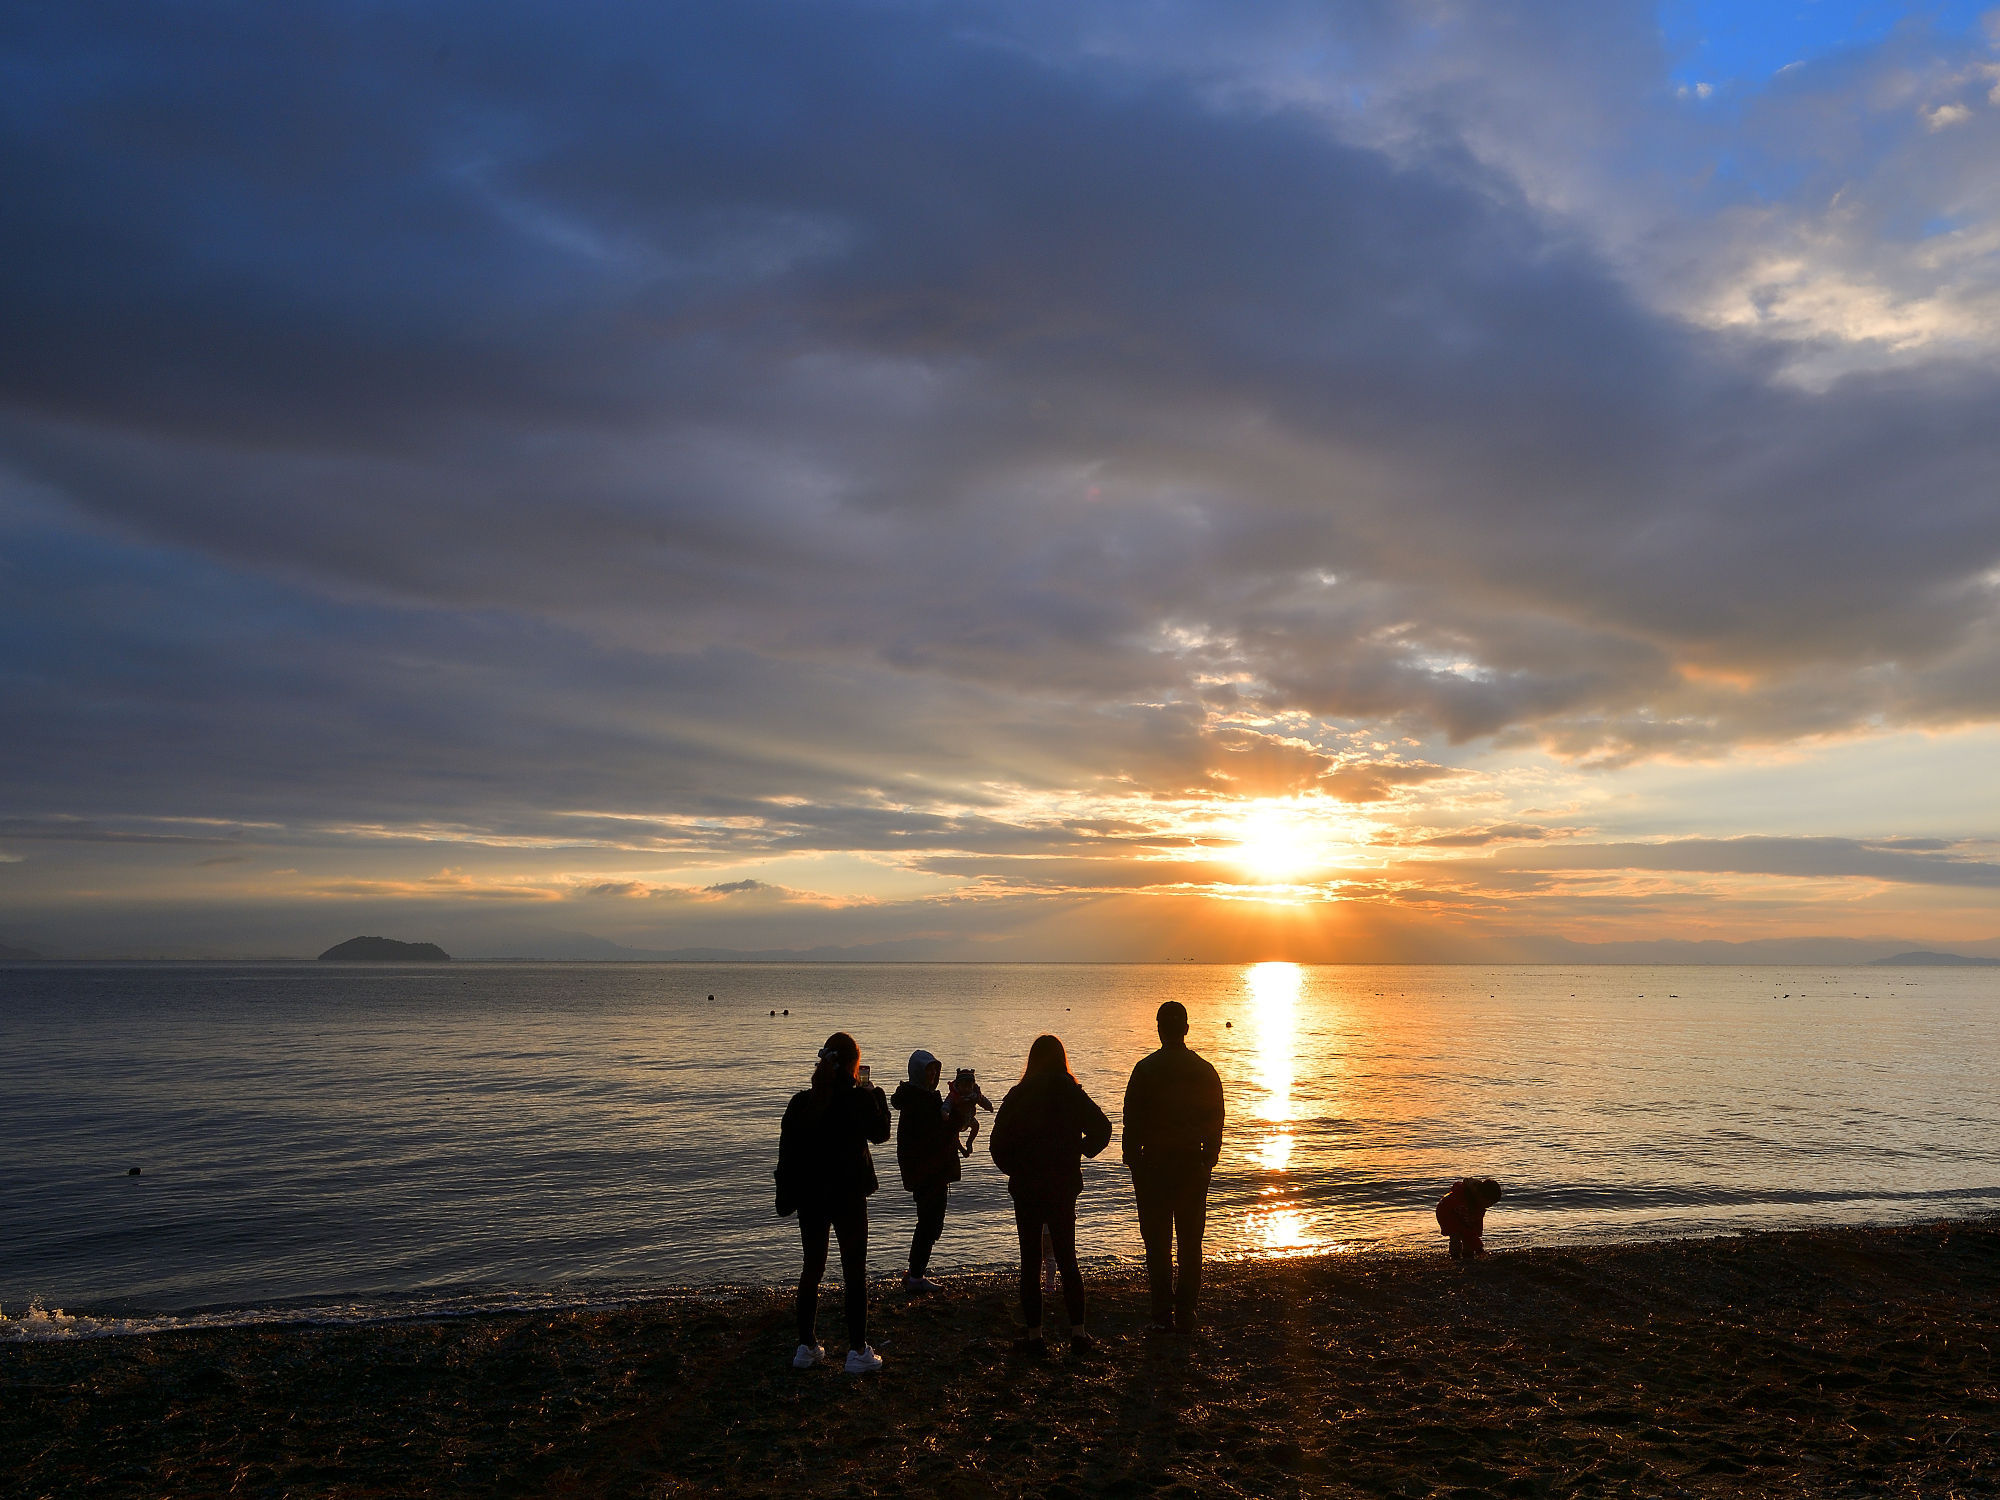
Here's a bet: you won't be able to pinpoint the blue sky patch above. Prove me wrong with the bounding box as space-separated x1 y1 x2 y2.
1659 0 1989 88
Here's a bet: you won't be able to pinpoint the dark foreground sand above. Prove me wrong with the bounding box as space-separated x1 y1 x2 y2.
6 1220 1999 1498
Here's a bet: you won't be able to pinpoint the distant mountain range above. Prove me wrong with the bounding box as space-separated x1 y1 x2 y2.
472 931 955 963
461 932 2000 964
1865 951 2000 967
318 936 452 961
1493 934 2000 966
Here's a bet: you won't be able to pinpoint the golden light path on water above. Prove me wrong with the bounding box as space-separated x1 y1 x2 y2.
1241 961 1323 1256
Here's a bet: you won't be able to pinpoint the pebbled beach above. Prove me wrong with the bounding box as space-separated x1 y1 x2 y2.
6 1220 1998 1498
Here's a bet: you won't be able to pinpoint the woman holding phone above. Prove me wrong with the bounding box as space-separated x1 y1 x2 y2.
775 1031 892 1373
987 1033 1112 1355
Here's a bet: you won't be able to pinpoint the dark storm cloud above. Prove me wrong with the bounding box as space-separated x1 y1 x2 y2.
5 0 2000 876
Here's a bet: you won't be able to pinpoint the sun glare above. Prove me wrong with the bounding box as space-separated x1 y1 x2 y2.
1231 801 1323 883
1245 1205 1318 1256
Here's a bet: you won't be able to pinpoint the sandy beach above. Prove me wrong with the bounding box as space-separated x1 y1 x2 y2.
6 1219 1997 1498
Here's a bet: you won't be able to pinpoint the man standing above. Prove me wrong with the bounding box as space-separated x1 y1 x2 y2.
1122 1000 1225 1333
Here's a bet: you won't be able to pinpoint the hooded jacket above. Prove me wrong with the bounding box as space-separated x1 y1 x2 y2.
892 1049 962 1193
987 1073 1112 1202
891 1081 961 1192
774 1073 891 1217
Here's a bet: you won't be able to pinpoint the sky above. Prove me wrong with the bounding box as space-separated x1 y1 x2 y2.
4 0 2000 961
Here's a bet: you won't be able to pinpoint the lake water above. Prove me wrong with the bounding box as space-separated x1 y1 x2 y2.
3 961 1997 1337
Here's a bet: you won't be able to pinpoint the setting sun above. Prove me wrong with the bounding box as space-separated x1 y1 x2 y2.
1230 801 1325 883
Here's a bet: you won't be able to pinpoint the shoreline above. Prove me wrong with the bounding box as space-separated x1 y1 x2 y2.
7 1218 1999 1497
4 1210 1982 1344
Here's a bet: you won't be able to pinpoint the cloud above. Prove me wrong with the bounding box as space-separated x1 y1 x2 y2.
1320 759 1456 803
3 2 2000 952
581 881 649 898
0 816 254 847
5 1 1993 771
1501 837 2000 889
1417 822 1562 848
306 869 568 901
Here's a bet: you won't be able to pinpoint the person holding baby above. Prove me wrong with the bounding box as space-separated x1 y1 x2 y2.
890 1049 960 1292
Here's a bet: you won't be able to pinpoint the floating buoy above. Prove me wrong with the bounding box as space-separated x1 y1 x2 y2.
783 1008 789 1015
770 1009 776 1016
127 1167 141 1176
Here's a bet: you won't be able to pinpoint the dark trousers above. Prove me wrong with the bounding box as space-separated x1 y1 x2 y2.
909 1184 947 1275
797 1200 868 1351
1012 1195 1083 1330
1133 1156 1209 1327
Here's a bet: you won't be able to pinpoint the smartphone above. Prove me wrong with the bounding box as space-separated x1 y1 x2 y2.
857 1064 871 1087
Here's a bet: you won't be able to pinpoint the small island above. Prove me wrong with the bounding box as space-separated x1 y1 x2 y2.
0 943 47 961
317 936 451 962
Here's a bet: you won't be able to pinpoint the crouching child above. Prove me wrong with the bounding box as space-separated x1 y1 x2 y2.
1436 1177 1504 1259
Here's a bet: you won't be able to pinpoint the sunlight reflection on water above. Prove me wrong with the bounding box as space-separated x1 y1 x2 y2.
1249 960 1298 1123
1242 961 1326 1255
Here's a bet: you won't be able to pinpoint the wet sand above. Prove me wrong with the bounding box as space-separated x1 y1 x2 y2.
5 1219 1998 1498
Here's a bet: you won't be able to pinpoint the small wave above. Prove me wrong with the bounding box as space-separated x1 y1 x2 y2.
1510 1183 2000 1212
0 1286 703 1343
0 1262 1128 1342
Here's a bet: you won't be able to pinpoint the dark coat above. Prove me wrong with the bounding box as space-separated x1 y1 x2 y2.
1436 1180 1490 1244
987 1075 1112 1202
891 1080 962 1193
1120 1041 1226 1170
774 1077 891 1217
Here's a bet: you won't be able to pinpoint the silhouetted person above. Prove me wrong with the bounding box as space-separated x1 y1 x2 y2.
775 1031 891 1373
890 1048 959 1292
988 1034 1112 1354
1436 1177 1504 1259
1122 999 1225 1333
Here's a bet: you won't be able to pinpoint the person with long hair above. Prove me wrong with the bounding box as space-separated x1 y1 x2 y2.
986 1033 1112 1355
774 1031 892 1373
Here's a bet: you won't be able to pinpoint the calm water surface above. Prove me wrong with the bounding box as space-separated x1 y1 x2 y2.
2 961 1996 1333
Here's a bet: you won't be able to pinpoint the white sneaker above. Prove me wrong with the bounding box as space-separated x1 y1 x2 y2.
902 1272 943 1293
791 1342 825 1369
842 1344 884 1375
